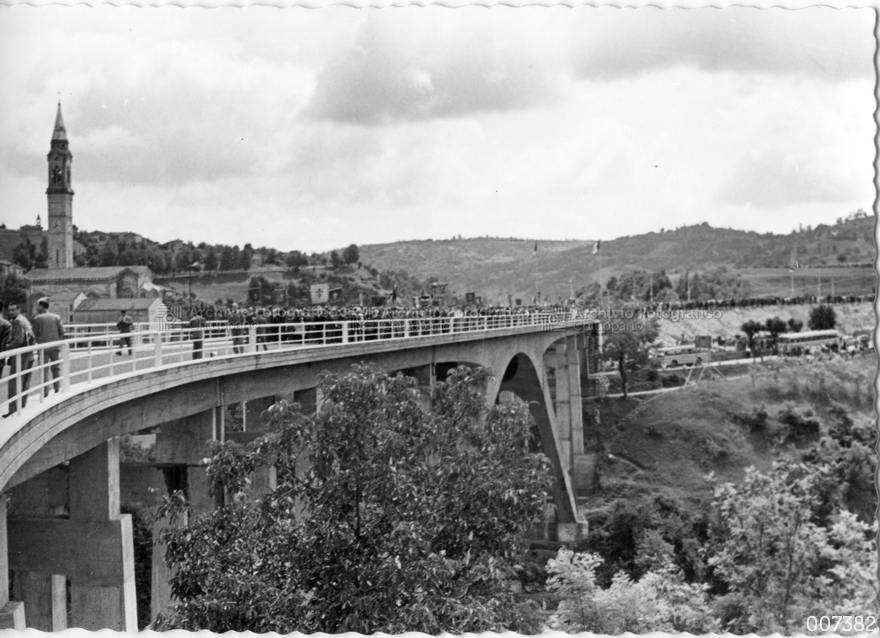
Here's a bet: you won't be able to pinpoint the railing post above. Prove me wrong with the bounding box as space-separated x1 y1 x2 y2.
342 321 349 344
154 331 163 367
60 342 71 392
248 326 257 353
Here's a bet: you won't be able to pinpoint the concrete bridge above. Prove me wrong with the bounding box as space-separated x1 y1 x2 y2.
0 313 601 631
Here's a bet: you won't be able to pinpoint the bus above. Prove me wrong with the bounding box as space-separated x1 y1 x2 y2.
776 329 841 355
651 344 709 368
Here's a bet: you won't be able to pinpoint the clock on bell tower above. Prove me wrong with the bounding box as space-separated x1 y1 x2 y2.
46 101 74 269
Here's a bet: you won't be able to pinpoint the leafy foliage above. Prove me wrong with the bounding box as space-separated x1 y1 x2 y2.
546 548 718 633
808 304 837 331
0 274 28 307
155 364 551 633
601 320 659 398
707 459 876 633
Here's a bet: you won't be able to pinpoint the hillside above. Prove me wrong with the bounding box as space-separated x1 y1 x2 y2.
583 355 876 519
358 214 875 302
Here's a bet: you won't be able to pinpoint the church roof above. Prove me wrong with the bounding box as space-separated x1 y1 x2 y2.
52 102 67 141
25 265 152 282
76 297 162 312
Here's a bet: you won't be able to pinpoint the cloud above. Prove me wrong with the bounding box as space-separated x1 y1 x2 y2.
717 149 855 209
1 28 310 188
305 13 557 125
570 8 874 83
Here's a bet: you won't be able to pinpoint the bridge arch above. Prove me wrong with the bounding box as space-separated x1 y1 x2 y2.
495 352 576 522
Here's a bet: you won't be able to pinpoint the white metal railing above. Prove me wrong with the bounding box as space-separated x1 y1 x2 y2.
1 312 576 419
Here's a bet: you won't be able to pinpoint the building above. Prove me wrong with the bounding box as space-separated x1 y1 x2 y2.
73 297 167 329
36 291 89 324
0 260 24 278
25 265 156 300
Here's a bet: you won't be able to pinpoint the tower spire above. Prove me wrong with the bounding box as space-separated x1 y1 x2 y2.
52 101 67 142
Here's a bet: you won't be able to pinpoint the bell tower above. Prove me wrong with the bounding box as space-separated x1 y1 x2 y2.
46 101 74 269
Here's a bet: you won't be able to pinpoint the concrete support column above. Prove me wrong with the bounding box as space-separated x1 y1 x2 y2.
0 495 27 629
553 342 573 479
10 468 68 631
245 396 276 432
565 335 585 457
68 440 137 631
296 387 318 415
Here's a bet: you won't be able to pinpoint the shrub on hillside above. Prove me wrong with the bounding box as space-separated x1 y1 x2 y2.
776 407 821 445
546 549 718 634
731 406 769 433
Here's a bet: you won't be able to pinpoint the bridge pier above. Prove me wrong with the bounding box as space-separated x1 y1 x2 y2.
68 441 138 631
0 497 27 629
9 467 67 631
549 336 594 497
6 441 137 631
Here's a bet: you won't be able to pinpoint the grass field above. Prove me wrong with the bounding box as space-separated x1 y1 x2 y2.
582 355 876 518
737 266 875 299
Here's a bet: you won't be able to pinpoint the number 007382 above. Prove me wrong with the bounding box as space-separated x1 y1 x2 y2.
806 616 877 633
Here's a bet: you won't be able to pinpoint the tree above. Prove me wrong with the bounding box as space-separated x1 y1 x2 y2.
740 320 762 354
285 251 308 270
240 244 253 270
786 318 803 333
708 459 876 633
329 250 341 268
808 305 837 331
204 248 219 272
342 244 360 265
601 320 659 398
764 317 787 348
0 274 28 307
156 365 550 633
12 241 33 271
220 246 236 271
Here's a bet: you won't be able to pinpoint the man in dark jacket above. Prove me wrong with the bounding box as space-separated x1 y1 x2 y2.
0 301 10 382
116 310 134 356
189 309 206 360
3 302 35 417
32 298 66 395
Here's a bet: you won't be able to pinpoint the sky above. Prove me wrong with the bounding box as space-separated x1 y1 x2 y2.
0 5 874 252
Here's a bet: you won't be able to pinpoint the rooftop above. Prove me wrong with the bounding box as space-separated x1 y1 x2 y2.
25 265 152 282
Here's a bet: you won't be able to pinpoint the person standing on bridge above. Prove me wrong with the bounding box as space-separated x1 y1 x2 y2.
229 303 245 354
116 309 134 356
189 309 205 360
32 298 65 396
3 303 35 417
0 302 11 383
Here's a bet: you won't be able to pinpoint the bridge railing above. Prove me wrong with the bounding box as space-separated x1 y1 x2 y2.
1 311 571 418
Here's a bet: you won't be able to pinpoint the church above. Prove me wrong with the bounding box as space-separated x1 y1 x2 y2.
20 104 163 321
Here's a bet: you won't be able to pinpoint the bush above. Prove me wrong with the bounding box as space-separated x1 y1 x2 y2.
732 406 769 433
776 406 821 445
546 549 718 633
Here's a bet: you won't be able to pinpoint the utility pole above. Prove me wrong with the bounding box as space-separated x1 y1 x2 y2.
650 272 654 303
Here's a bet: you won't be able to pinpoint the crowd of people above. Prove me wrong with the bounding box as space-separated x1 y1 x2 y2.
0 291 874 415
